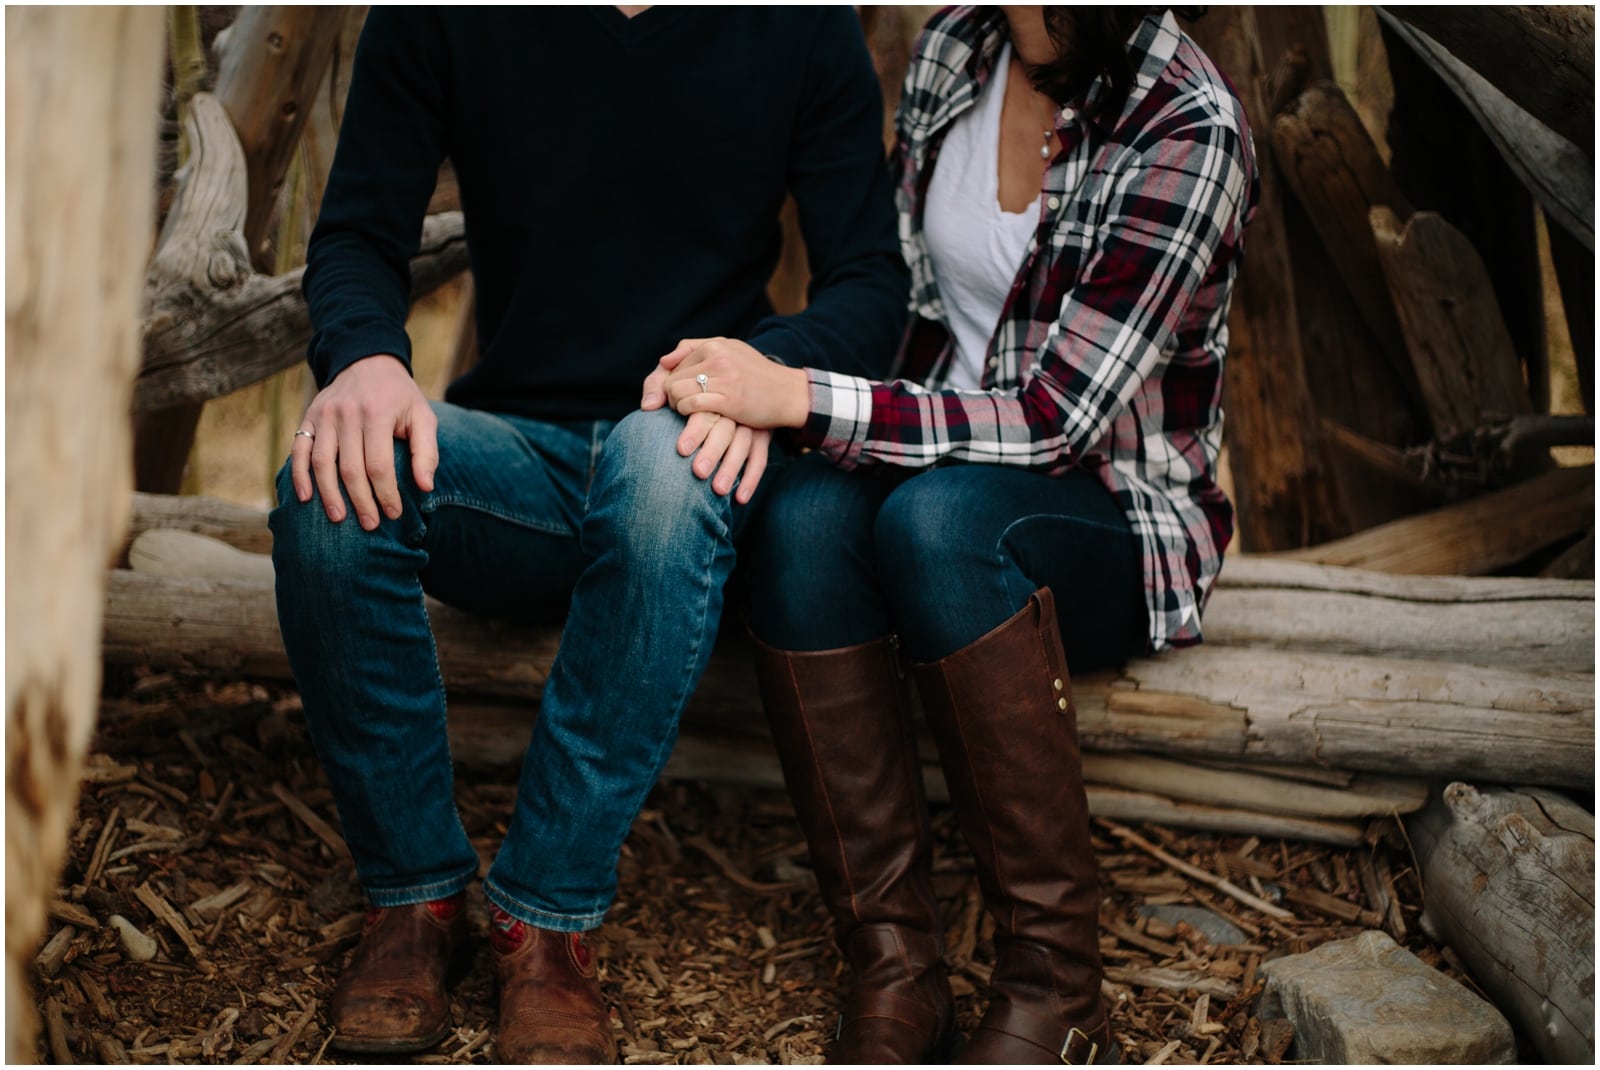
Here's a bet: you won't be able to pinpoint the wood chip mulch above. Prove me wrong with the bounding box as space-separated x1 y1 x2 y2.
32 666 1485 1064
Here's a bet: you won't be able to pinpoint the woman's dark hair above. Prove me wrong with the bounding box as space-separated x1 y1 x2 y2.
1024 7 1206 119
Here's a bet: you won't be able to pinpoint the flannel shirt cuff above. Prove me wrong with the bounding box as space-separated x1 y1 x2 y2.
793 368 874 463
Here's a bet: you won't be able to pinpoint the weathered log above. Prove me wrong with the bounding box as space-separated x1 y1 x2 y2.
1271 83 1421 415
135 7 350 494
123 523 1599 674
1408 783 1595 1063
448 705 1381 847
5 7 165 1060
1207 557 1593 672
216 6 349 263
1277 464 1594 576
1178 9 1347 551
1381 6 1594 160
1371 207 1537 440
134 96 467 412
104 543 1595 788
127 491 275 558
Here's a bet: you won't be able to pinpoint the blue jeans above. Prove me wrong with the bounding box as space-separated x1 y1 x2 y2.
746 454 1146 668
269 403 768 931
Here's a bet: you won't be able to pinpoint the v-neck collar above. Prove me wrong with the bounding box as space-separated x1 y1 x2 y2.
585 5 689 45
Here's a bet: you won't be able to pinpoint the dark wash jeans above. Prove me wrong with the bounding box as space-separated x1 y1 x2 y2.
745 453 1147 670
269 403 771 931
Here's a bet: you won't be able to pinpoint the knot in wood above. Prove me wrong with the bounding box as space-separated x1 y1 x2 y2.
206 231 250 290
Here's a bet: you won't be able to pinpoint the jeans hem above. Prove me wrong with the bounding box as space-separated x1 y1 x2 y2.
483 879 606 933
364 866 478 908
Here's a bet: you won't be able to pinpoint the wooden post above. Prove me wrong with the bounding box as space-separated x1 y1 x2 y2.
133 6 348 495
5 7 165 1060
1181 7 1348 551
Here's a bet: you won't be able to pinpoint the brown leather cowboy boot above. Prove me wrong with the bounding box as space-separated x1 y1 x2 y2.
753 634 955 1064
914 588 1117 1065
329 893 470 1053
491 908 617 1064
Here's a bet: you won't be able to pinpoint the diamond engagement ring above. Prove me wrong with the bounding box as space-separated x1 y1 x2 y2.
696 374 709 392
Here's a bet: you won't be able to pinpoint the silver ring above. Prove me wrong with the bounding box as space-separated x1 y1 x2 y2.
696 374 709 393
294 429 315 440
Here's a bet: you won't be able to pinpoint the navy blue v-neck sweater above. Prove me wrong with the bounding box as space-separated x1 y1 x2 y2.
303 6 908 422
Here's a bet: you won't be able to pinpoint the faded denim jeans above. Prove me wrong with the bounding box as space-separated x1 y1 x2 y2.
270 403 770 931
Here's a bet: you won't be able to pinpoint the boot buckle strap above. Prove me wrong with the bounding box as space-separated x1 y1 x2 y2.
1060 1026 1098 1064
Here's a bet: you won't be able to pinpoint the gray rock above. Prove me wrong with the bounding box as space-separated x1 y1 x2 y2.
1136 903 1247 947
1259 930 1516 1064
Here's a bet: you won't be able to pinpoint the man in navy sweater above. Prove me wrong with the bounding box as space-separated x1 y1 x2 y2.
268 7 906 1061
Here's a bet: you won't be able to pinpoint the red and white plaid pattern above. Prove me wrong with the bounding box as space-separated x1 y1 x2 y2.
793 7 1259 650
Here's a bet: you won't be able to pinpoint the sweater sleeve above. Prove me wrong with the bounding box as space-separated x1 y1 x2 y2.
302 9 451 388
743 9 908 380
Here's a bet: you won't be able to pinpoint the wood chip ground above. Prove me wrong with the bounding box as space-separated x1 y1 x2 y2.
33 666 1486 1064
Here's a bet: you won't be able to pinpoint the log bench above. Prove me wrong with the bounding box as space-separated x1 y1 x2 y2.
102 493 1596 849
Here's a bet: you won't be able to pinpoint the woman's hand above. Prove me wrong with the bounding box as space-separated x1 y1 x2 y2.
656 337 812 430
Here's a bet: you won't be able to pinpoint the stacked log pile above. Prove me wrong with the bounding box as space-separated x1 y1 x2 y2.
106 502 1594 849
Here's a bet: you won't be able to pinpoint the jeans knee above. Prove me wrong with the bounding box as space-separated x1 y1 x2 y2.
874 470 989 575
590 409 730 565
268 454 415 588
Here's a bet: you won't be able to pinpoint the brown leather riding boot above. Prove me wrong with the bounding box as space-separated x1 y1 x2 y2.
914 589 1116 1065
329 893 470 1053
491 909 617 1064
753 634 955 1064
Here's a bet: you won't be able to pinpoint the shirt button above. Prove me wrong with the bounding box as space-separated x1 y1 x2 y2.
1047 196 1061 211
987 356 998 369
1057 697 1069 711
1053 678 1064 691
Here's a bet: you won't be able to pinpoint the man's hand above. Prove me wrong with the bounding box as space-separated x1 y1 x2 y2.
641 347 772 505
291 354 439 529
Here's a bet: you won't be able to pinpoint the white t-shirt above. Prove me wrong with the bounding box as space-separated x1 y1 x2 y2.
921 42 1040 391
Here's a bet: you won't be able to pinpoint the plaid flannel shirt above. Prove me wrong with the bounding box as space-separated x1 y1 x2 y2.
791 7 1258 650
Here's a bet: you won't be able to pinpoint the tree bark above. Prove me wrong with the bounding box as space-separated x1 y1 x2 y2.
1408 783 1595 1063
5 7 165 1060
1381 6 1595 159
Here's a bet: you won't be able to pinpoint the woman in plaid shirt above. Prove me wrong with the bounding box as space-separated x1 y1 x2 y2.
649 5 1256 1062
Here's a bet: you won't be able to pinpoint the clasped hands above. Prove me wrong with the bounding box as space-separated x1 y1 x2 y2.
639 337 811 504
292 338 809 527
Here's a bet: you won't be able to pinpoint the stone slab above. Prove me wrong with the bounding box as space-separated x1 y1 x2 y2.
1258 930 1516 1064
